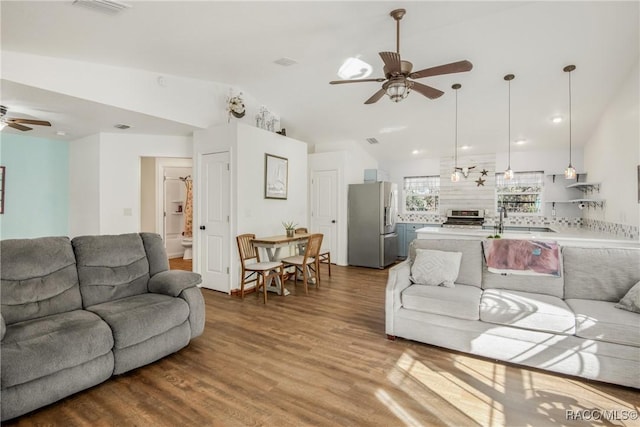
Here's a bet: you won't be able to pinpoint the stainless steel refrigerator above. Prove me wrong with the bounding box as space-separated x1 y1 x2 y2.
348 182 398 268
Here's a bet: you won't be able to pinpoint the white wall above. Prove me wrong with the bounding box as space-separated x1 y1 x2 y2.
310 141 377 266
69 133 192 237
69 134 101 237
584 60 640 230
193 122 308 290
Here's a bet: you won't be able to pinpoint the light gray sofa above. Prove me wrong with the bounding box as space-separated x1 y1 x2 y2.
386 238 640 389
0 233 205 421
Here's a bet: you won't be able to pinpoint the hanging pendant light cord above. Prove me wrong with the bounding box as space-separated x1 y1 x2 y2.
507 79 511 169
454 88 458 168
568 70 572 167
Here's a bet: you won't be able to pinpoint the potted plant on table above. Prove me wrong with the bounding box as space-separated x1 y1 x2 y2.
282 221 297 237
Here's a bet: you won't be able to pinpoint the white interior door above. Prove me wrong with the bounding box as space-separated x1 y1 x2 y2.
311 169 337 262
199 152 230 293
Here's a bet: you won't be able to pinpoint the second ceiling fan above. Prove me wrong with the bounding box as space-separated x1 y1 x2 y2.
330 9 473 104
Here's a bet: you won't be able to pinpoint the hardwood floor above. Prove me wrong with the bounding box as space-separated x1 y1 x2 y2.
5 265 639 426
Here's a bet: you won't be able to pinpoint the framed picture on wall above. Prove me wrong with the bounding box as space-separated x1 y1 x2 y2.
265 154 288 199
0 166 5 214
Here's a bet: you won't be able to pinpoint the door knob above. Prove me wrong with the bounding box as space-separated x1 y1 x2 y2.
199 225 206 230
331 220 336 223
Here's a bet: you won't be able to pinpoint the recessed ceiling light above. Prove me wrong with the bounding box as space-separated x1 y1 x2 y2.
56 130 67 136
379 125 407 134
412 149 420 155
515 138 527 145
460 145 471 150
552 116 563 124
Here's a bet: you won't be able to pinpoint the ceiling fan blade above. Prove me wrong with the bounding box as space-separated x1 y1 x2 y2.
364 88 386 104
410 81 444 100
329 78 386 85
7 122 32 131
10 118 52 127
379 51 401 75
410 60 473 79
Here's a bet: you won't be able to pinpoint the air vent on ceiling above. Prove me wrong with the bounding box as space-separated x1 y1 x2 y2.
366 137 379 144
72 0 132 14
274 57 298 67
114 123 131 130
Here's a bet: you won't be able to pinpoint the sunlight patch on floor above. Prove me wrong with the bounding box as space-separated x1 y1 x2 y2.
375 388 425 427
386 350 506 426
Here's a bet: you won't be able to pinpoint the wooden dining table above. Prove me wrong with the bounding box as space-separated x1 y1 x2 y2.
251 232 311 296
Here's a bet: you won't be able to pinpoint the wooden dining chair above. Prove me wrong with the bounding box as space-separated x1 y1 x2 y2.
281 233 323 294
236 234 285 304
295 227 331 278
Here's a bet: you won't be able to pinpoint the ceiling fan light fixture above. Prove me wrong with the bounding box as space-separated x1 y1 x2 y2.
386 80 409 102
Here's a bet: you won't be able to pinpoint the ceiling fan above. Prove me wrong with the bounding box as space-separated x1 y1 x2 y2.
329 9 473 104
0 105 52 131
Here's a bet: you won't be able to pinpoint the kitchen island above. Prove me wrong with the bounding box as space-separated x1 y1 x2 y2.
415 225 640 248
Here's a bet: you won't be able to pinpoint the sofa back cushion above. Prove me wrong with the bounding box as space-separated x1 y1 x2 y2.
1 236 82 324
563 247 640 301
72 233 150 307
409 239 483 287
140 232 170 276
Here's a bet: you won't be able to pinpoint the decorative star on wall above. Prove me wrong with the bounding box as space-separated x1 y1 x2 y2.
480 168 489 176
475 177 486 186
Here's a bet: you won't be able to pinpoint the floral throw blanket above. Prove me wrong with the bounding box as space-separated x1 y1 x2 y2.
483 239 561 277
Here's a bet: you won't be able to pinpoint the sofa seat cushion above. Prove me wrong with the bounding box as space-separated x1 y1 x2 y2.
566 299 640 347
480 289 575 335
1 310 113 389
402 284 481 320
87 293 189 349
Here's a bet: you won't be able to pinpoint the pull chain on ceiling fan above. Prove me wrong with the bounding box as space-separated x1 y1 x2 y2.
329 9 473 104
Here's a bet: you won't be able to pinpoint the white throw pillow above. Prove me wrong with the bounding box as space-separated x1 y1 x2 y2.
411 248 462 288
615 281 640 314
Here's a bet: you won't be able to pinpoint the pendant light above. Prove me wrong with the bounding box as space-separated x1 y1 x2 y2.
451 83 462 182
564 65 577 179
504 74 515 180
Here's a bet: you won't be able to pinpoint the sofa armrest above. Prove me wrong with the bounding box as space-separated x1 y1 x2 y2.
385 260 412 337
148 270 202 297
1 312 6 341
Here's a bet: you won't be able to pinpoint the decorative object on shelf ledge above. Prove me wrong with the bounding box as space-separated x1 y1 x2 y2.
226 91 245 121
451 83 461 182
503 73 515 180
256 106 279 132
276 128 287 136
563 65 577 179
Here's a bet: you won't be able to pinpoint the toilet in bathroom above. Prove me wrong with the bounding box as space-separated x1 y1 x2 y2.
181 237 193 260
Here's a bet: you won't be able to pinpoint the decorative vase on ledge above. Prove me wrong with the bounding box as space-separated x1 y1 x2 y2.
231 110 245 119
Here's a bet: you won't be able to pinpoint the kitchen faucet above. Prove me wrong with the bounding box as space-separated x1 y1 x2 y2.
498 206 508 234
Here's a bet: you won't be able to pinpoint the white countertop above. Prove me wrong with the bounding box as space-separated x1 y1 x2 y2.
415 225 640 248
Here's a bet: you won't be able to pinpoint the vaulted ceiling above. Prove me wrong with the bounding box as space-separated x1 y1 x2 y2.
1 1 638 162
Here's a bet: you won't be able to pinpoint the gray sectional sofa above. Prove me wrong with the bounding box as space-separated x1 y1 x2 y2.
0 233 205 421
386 238 640 388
